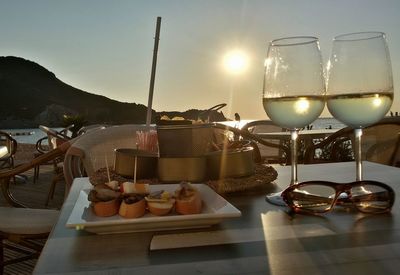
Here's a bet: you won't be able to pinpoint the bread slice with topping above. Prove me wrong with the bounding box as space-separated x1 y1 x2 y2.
175 182 202 215
146 190 175 216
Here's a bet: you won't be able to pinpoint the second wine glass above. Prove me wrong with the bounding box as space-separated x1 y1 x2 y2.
326 32 393 181
263 36 326 205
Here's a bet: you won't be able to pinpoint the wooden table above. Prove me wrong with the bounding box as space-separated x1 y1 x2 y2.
34 162 400 274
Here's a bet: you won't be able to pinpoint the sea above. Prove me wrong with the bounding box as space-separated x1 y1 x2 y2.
3 127 64 145
2 118 345 145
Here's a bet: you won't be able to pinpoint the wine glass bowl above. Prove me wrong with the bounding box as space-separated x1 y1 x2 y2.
263 36 326 130
263 36 326 205
326 31 393 180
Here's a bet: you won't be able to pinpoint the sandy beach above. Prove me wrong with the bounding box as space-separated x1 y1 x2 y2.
14 143 38 164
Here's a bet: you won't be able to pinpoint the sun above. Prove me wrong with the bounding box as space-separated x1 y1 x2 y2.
223 50 249 74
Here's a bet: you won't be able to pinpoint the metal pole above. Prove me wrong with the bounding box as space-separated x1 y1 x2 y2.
146 16 161 126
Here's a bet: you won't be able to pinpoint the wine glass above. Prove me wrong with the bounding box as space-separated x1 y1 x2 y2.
263 36 326 205
326 32 393 181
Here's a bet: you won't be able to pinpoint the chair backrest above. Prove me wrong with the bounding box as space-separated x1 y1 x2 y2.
0 130 17 169
39 125 72 151
362 119 400 165
304 117 400 166
76 124 108 136
35 136 49 154
240 120 288 164
38 125 74 171
390 133 400 167
63 124 155 191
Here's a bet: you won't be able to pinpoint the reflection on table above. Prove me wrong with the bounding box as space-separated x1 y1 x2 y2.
34 161 400 274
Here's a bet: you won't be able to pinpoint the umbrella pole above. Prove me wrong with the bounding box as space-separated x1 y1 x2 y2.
146 16 162 127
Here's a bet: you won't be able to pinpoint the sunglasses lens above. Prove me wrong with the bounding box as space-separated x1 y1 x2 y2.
351 184 392 213
286 184 336 212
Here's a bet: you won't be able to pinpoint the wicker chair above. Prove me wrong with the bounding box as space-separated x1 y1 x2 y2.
0 130 29 185
34 124 103 184
212 121 290 164
33 136 49 183
63 124 155 191
0 140 72 273
304 117 400 166
36 125 73 206
0 131 17 170
240 120 289 164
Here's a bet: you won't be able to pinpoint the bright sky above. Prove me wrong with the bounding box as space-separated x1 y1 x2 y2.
1 0 400 120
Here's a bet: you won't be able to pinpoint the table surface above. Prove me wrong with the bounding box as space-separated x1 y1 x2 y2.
34 161 400 274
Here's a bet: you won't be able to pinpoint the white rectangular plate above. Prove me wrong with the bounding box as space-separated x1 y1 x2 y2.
66 184 241 234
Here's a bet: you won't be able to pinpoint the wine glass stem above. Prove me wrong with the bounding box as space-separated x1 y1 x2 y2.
354 128 363 181
290 129 299 186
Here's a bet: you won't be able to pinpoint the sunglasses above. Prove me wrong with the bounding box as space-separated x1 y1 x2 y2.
281 180 395 214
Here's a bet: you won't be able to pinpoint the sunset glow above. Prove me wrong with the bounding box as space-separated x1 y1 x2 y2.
223 50 249 74
0 1 399 119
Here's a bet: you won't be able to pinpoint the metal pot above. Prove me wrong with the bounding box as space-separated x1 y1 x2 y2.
114 148 158 179
157 124 214 157
157 157 206 182
206 146 254 179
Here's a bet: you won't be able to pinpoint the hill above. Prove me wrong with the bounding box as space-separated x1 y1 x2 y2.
0 56 225 128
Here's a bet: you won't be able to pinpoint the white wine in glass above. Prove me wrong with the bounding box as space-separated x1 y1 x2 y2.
263 36 326 206
326 32 393 181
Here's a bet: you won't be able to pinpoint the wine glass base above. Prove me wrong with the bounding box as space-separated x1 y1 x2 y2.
265 191 287 206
